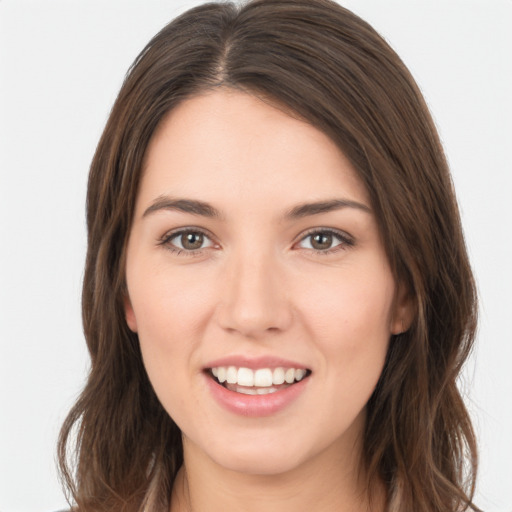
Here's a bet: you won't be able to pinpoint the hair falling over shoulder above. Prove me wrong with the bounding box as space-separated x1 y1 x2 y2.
58 1 481 511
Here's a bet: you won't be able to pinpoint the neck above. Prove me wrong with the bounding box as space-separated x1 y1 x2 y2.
169 434 386 512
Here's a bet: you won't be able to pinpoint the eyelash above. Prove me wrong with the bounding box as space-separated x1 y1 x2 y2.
157 227 354 257
157 228 215 257
297 228 355 255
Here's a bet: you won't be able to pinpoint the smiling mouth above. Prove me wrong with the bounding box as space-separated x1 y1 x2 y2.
207 366 312 395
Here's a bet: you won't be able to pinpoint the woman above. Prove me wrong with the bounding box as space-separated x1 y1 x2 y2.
58 1 480 511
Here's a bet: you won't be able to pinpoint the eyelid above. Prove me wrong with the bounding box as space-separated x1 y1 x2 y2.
294 227 355 253
157 226 354 257
158 226 218 255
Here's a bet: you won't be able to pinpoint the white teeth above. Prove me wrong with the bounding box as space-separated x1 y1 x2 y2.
236 386 258 395
237 367 254 387
284 368 295 384
295 369 306 381
226 384 279 395
272 367 285 385
226 366 237 384
256 386 277 395
254 368 273 387
217 367 226 383
210 365 308 388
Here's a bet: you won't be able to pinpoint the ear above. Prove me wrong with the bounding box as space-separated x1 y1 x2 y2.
390 282 415 335
124 294 138 332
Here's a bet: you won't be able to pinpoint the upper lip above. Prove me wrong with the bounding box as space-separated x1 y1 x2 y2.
204 355 310 371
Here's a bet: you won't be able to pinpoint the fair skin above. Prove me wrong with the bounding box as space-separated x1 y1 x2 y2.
124 89 411 512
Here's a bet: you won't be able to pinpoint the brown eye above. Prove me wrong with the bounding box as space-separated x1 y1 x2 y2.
310 233 333 250
181 232 204 250
162 229 214 253
297 229 353 253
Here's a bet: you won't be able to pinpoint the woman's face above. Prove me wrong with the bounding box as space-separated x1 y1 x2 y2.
124 89 410 475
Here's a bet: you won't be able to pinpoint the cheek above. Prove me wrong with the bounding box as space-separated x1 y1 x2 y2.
298 265 395 345
126 265 212 395
296 263 394 404
129 260 211 337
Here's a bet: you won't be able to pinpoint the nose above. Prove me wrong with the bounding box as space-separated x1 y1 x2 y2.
216 249 293 339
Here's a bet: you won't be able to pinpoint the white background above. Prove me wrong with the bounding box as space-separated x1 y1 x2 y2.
0 1 511 511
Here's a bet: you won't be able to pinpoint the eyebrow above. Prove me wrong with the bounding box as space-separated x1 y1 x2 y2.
143 197 222 219
284 199 371 219
142 196 371 220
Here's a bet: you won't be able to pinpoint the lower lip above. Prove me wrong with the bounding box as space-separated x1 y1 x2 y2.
204 373 309 417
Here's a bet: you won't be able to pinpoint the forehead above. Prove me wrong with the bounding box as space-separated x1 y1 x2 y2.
137 89 370 216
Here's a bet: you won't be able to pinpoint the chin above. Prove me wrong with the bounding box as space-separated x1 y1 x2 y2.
180 422 306 475
211 446 307 476
189 425 330 477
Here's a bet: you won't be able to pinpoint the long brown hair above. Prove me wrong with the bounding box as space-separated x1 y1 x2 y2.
58 1 479 511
